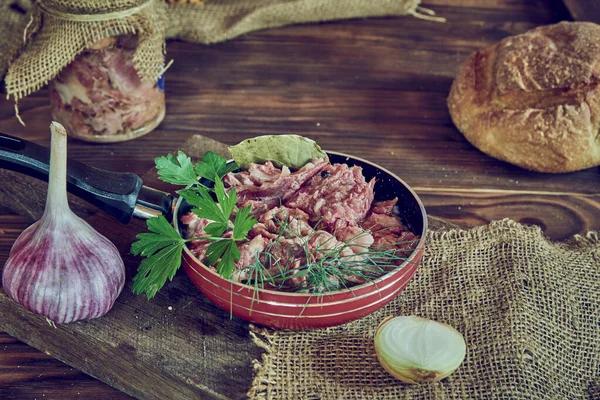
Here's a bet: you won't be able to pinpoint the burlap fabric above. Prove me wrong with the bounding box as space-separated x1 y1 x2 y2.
5 0 167 104
249 219 600 399
1 0 443 107
166 0 424 44
0 0 32 80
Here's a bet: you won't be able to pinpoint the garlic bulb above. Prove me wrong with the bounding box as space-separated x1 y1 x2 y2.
374 315 466 384
2 122 125 324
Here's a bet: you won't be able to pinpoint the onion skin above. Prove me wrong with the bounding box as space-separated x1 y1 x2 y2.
1 122 125 324
374 315 466 384
376 355 442 384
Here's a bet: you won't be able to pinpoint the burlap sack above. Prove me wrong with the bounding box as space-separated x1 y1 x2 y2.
249 219 600 399
1 0 443 111
165 0 436 44
0 0 32 80
5 0 167 105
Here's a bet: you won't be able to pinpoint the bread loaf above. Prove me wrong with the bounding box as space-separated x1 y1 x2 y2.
448 21 600 173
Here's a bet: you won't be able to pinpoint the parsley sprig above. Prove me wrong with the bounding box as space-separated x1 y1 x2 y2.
131 151 256 299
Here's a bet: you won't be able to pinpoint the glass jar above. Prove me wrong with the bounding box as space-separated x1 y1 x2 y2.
49 35 165 143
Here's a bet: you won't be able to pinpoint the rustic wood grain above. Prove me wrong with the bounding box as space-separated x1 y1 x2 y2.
0 170 99 221
0 132 459 400
0 137 263 400
562 0 600 22
0 333 132 400
420 191 600 241
0 0 589 398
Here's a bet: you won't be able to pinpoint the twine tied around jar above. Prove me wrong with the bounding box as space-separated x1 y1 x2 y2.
6 0 168 125
35 0 155 22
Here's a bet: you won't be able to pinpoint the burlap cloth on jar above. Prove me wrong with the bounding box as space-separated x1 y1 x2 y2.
248 219 600 400
0 0 32 81
1 0 442 103
4 0 168 107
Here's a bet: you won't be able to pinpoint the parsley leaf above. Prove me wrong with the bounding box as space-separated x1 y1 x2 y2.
233 205 256 240
178 179 238 239
217 241 240 279
204 222 229 238
213 180 236 220
205 239 231 265
155 152 199 186
131 150 257 298
179 185 228 224
206 239 240 279
131 215 186 299
195 151 238 182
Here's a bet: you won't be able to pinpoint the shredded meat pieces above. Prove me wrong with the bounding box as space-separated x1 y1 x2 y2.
224 158 329 203
286 163 375 230
258 206 313 238
181 212 211 260
183 158 421 292
239 199 281 219
260 237 308 288
231 235 267 282
50 35 163 137
335 226 374 254
360 198 419 258
370 198 398 215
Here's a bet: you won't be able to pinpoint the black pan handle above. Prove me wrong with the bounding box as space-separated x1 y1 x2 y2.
0 132 172 223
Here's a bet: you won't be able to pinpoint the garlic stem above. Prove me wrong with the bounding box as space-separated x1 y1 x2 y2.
47 122 69 215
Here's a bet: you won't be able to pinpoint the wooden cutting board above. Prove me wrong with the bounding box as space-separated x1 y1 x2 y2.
0 135 454 400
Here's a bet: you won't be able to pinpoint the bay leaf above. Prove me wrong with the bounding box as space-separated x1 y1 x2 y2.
228 134 326 169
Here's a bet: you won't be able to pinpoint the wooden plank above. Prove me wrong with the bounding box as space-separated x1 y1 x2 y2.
0 331 130 400
3 187 597 397
7 87 595 200
0 215 33 261
0 136 261 400
419 190 600 241
0 1 569 176
0 134 460 400
0 170 99 221
562 0 600 22
0 1 578 397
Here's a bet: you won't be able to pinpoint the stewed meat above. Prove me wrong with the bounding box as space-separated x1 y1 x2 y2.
361 198 420 258
286 163 375 231
183 157 419 292
225 158 329 203
49 35 164 139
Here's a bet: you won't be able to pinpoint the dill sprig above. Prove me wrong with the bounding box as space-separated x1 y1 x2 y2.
236 216 418 293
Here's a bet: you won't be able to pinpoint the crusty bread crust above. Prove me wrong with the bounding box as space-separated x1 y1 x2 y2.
448 21 600 173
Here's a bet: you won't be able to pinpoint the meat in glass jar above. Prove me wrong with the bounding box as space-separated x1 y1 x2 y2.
49 35 165 142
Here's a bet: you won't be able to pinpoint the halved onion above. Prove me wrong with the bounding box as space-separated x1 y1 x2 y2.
374 315 466 384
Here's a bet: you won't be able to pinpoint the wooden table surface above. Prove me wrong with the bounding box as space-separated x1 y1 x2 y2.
1 0 598 398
